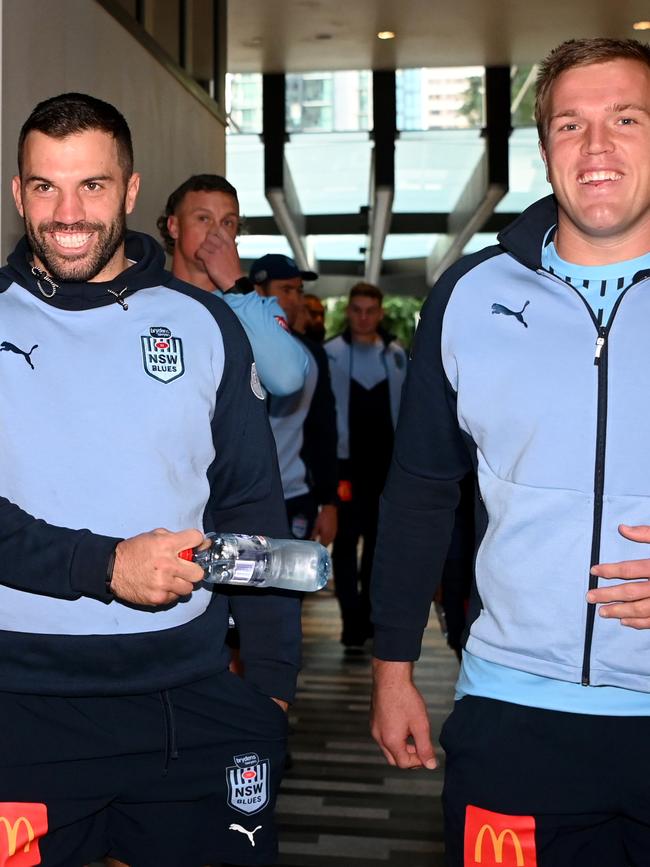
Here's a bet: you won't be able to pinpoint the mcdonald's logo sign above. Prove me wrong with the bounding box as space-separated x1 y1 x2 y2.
464 805 537 867
0 803 47 867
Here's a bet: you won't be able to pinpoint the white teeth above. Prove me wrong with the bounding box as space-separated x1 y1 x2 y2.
578 171 623 184
53 232 92 248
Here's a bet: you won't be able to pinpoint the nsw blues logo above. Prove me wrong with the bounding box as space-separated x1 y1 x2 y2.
226 753 269 815
141 326 185 383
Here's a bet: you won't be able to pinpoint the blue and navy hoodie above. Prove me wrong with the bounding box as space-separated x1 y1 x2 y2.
0 232 301 701
372 195 650 694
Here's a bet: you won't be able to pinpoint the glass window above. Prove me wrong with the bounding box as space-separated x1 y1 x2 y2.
285 132 371 214
226 74 263 134
394 129 485 213
286 71 371 133
397 67 485 131
496 128 550 213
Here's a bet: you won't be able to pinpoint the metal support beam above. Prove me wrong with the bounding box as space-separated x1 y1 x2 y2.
262 74 315 271
427 66 511 285
365 70 396 285
212 0 227 111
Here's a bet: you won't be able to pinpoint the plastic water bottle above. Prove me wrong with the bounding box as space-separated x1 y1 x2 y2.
179 532 330 592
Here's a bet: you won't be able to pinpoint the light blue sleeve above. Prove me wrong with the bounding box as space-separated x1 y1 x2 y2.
219 292 308 395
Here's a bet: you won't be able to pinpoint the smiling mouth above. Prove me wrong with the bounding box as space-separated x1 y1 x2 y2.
51 232 94 249
577 171 623 185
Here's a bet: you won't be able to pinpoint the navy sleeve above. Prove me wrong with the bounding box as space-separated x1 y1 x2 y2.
199 293 302 702
371 262 477 662
0 498 120 601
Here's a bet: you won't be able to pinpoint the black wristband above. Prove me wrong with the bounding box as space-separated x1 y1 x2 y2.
105 546 117 597
225 276 255 294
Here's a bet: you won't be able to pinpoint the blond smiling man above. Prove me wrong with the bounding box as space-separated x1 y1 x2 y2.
371 38 650 866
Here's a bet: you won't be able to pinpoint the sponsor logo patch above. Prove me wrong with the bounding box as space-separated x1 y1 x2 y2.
141 326 185 383
0 802 48 866
291 514 308 539
226 753 269 815
250 362 265 400
465 805 536 866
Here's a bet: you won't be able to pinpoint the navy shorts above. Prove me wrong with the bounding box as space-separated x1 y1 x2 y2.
0 670 288 866
440 695 650 867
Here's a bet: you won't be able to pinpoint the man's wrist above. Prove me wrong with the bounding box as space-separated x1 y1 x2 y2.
372 658 414 684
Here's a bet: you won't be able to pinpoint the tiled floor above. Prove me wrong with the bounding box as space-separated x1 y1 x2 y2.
275 587 458 866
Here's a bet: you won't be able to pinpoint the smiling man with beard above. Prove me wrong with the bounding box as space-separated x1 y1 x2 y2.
0 93 300 867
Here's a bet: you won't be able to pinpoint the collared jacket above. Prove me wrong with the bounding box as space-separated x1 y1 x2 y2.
0 232 301 701
215 286 309 396
372 195 650 693
325 328 407 460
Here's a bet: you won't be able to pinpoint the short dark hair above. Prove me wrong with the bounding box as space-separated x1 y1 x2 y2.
348 282 383 304
157 174 239 254
18 92 133 178
535 38 650 143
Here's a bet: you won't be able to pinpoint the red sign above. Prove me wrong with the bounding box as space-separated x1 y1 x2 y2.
465 805 537 867
0 803 48 867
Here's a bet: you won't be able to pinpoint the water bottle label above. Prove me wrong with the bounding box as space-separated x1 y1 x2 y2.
231 560 256 583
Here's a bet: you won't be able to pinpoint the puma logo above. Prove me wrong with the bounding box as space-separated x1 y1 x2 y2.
491 301 529 328
0 341 39 369
229 823 262 847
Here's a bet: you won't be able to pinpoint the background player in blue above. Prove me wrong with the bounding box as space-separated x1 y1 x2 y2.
158 174 308 397
0 92 300 867
251 254 338 548
371 38 650 867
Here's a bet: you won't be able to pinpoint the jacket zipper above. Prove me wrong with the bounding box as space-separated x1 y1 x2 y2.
583 322 608 684
540 273 642 685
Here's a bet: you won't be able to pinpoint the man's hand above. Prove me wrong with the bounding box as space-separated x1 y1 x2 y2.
370 659 437 770
195 227 244 291
271 697 289 712
110 528 205 607
312 504 337 547
589 524 650 628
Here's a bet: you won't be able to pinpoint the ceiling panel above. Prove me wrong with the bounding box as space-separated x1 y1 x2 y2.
228 0 650 73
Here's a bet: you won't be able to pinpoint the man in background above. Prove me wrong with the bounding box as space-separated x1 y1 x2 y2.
159 174 307 396
302 293 326 342
325 283 407 648
251 254 338 547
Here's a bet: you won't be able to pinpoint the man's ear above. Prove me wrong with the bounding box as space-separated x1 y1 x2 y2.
12 176 24 218
539 139 550 183
125 172 141 215
167 214 179 240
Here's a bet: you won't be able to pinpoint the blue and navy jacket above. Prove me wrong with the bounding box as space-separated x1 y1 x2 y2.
326 329 407 460
0 232 301 701
372 195 650 693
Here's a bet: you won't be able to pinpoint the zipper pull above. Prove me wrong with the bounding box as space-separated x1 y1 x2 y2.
594 330 606 365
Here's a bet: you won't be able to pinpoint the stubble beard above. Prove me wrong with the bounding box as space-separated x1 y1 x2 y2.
25 209 127 283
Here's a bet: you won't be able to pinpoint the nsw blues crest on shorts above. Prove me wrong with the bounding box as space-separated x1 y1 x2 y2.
226 753 270 815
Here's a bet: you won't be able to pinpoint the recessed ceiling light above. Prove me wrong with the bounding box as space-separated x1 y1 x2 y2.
633 20 650 29
377 30 396 40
